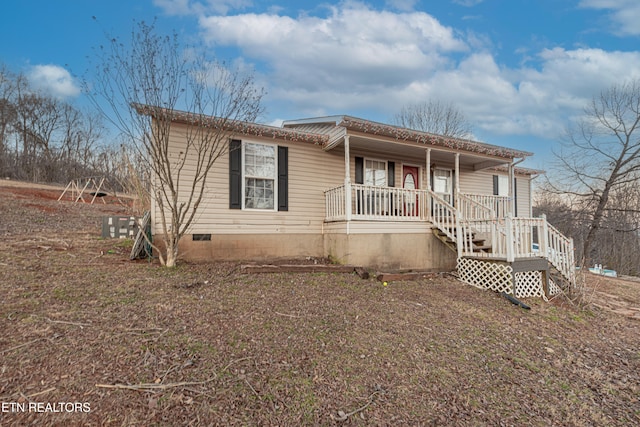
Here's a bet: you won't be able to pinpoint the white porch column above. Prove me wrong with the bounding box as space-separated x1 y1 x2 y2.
455 152 462 258
344 135 352 223
508 162 515 217
425 148 431 190
454 153 460 200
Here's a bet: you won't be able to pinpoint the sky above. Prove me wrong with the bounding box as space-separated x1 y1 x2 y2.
2 0 640 169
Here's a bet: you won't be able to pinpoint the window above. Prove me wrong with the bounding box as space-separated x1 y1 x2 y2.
495 175 509 197
433 169 452 203
244 143 276 209
229 140 288 211
365 159 387 186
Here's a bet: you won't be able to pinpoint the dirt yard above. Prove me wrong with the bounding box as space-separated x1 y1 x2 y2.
0 180 639 426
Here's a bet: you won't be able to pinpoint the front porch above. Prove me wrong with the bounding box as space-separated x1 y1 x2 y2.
324 184 576 298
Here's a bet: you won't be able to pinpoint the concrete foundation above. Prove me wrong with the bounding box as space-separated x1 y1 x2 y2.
156 226 457 271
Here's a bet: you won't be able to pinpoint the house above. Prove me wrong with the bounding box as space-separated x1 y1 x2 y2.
139 108 575 299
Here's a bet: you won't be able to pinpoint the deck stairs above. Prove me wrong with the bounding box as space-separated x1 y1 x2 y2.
429 191 576 299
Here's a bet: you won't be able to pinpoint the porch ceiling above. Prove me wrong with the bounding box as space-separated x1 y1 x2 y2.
346 134 512 170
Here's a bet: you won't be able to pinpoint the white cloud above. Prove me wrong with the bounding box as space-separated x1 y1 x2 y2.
579 0 640 36
199 3 467 93
28 65 80 98
192 2 640 143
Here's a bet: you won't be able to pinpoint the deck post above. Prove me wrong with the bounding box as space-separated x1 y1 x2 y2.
344 135 352 223
454 153 460 204
506 214 515 263
540 213 549 257
456 208 463 258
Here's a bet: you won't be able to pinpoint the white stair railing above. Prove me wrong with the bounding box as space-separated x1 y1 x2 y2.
540 215 576 288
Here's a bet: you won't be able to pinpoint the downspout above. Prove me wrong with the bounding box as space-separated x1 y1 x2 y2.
507 156 526 269
509 157 526 217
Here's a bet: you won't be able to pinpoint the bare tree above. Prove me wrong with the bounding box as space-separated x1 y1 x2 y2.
392 100 472 138
14 90 63 181
85 20 264 267
549 79 640 266
0 65 18 175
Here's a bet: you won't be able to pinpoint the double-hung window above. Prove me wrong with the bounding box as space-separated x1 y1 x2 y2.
365 159 387 187
244 143 276 210
229 140 288 211
495 175 509 197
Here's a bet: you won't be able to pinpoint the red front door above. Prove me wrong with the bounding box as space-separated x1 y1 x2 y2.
402 165 419 216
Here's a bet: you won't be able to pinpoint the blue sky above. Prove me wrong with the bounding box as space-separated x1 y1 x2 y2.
2 0 640 169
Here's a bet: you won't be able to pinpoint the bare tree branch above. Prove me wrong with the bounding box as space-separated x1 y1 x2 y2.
84 20 264 267
392 100 473 139
547 78 640 268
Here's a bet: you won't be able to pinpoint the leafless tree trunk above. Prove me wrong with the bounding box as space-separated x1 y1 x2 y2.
392 100 473 138
85 20 264 267
0 66 18 175
549 79 640 267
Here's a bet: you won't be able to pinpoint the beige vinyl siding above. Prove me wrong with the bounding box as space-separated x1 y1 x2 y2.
458 169 532 217
153 122 344 235
458 168 494 195
516 177 532 217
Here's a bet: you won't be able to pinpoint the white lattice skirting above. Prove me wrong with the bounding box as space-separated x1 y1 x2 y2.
457 258 548 299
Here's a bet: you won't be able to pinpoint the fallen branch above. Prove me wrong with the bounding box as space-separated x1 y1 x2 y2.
222 357 253 373
95 377 216 392
243 378 260 399
1 338 42 354
27 387 56 398
331 390 382 422
46 318 92 329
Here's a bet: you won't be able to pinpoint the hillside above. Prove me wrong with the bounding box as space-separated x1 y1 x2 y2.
0 180 638 426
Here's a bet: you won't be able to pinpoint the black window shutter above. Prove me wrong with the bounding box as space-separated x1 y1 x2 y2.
355 157 364 184
492 175 499 196
278 146 288 211
387 161 395 187
229 140 242 209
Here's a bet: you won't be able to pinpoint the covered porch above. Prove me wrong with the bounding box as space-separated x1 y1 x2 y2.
321 140 575 298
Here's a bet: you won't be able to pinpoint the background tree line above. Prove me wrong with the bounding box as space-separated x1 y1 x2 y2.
0 63 144 194
534 182 640 276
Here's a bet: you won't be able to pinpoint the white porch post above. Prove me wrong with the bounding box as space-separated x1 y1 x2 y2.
454 153 460 200
508 162 515 217
455 153 462 258
425 148 431 190
344 135 352 223
506 214 515 263
540 213 549 258
426 148 431 221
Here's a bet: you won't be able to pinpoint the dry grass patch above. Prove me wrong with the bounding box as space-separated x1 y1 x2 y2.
0 183 639 426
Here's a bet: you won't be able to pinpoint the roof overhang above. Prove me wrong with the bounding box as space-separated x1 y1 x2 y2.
134 104 329 145
290 115 534 170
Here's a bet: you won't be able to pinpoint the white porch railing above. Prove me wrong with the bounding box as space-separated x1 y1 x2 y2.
459 193 510 218
324 184 576 289
459 215 576 287
542 217 577 287
324 184 431 221
459 217 542 261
